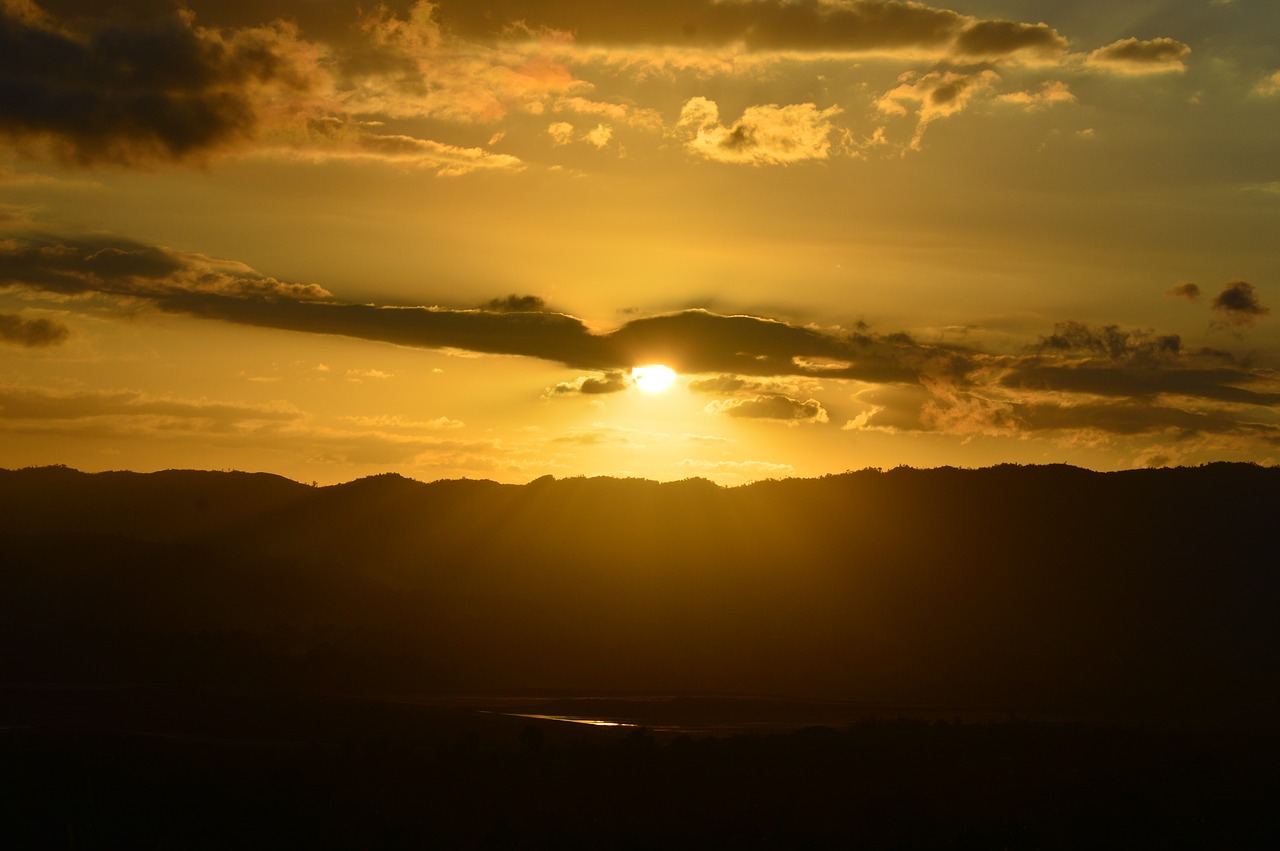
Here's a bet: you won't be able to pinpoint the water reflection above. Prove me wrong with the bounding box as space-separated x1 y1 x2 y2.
495 712 635 728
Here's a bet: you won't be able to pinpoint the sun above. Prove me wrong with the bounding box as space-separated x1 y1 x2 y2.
631 364 676 393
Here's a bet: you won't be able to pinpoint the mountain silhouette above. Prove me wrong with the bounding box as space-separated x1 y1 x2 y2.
1 463 1275 726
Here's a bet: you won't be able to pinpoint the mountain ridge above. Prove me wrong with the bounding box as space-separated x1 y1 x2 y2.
2 462 1275 726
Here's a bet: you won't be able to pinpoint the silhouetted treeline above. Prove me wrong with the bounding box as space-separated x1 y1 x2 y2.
1 463 1277 726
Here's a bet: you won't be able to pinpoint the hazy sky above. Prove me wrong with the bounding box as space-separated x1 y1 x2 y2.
1 0 1277 483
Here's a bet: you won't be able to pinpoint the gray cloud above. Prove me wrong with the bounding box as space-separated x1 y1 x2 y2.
0 311 69 346
709 393 829 423
1167 282 1201 301
0 235 946 382
439 0 1065 61
1088 37 1191 72
0 236 332 300
1033 321 1181 361
1212 281 1270 327
481 294 548 313
0 2 311 165
999 364 1280 406
952 19 1066 58
550 370 630 395
1010 399 1279 439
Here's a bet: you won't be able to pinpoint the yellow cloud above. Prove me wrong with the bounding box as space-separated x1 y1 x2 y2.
677 97 842 165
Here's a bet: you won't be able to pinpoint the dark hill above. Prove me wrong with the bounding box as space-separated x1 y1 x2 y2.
1 464 1276 727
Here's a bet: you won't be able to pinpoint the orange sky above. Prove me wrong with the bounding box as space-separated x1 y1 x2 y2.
1 0 1277 483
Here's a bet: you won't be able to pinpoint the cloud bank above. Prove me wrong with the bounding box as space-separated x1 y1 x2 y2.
3 234 1275 450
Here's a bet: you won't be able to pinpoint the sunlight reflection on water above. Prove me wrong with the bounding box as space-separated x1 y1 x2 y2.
498 712 635 727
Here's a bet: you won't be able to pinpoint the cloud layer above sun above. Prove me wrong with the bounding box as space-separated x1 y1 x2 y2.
0 0 1198 171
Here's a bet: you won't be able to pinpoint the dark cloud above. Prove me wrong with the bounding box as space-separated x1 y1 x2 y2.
1011 400 1280 440
0 312 69 346
0 236 960 383
436 0 1064 60
0 236 331 300
1088 37 1191 70
580 372 628 394
714 393 829 423
952 20 1066 58
1212 281 1270 327
481 294 548 313
0 2 310 165
1034 321 1180 361
1006 324 1278 406
440 0 957 50
711 394 828 423
550 370 630 395
1000 364 1280 406
1167 282 1201 301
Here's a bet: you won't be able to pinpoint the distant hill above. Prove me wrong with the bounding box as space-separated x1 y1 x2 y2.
1 464 1276 727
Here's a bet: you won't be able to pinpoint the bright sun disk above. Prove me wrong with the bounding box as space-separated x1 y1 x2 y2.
632 364 676 393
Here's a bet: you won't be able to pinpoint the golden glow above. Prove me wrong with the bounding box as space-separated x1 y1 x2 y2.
632 364 676 393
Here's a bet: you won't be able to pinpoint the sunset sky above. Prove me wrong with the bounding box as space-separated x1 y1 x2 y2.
1 0 1277 484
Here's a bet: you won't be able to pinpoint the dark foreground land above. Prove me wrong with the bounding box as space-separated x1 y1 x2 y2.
4 685 1278 849
2 463 1278 846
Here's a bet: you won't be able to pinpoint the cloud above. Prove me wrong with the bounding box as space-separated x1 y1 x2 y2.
343 414 464 431
951 19 1067 59
0 383 300 426
876 69 999 149
2 235 958 383
1212 281 1270 327
0 1 526 174
454 0 1066 62
1033 321 1181 361
707 393 829 423
345 1 588 124
0 311 69 346
1167 282 1201 301
583 123 613 149
6 234 1277 452
549 370 630 395
553 96 663 131
0 235 333 300
677 97 842 165
1087 37 1191 74
995 80 1075 110
261 117 525 175
1254 71 1280 97
999 363 1280 406
843 316 1280 445
547 121 575 145
0 2 317 165
481 294 547 312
